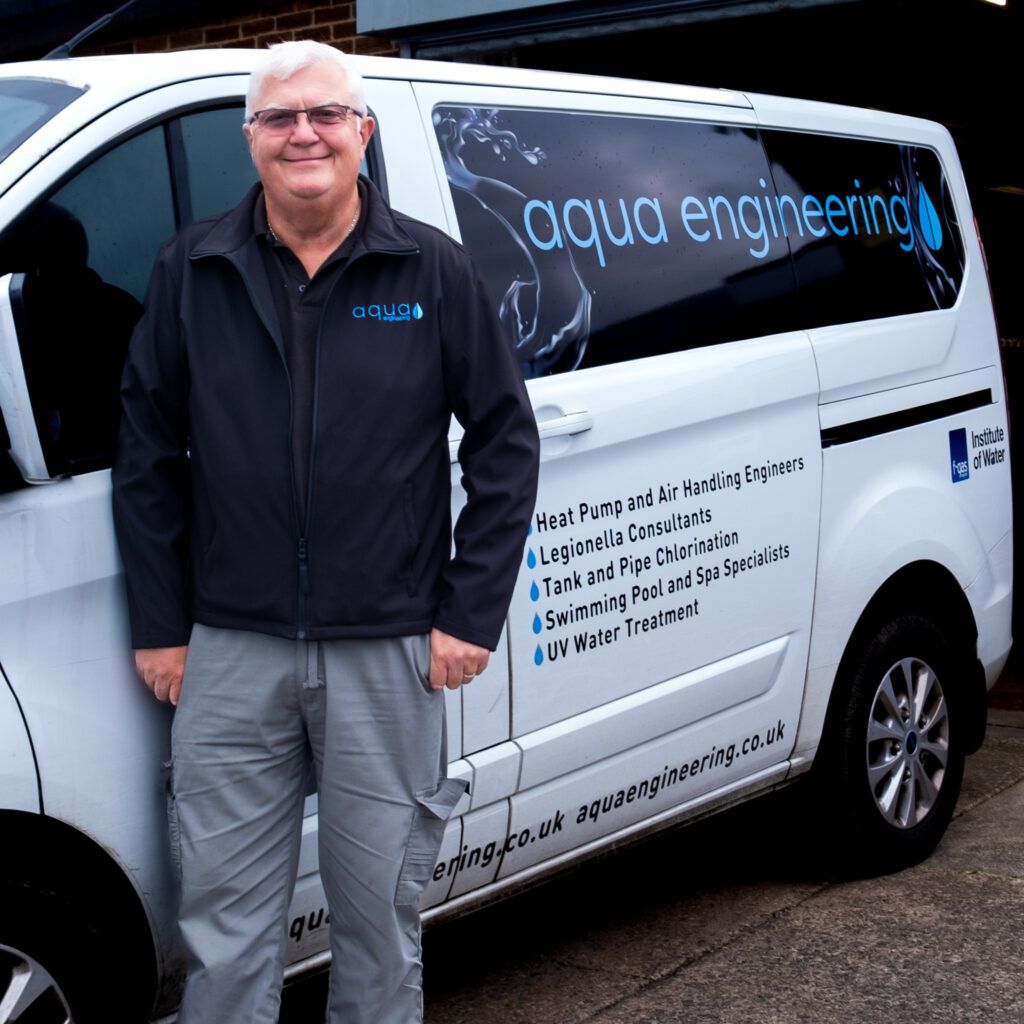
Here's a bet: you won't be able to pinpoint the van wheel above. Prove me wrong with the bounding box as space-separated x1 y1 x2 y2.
0 884 103 1024
821 614 966 874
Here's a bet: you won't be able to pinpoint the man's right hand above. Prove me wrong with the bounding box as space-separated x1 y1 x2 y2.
134 646 188 706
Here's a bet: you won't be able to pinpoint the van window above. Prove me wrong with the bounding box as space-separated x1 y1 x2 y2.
179 106 258 222
0 78 83 163
760 130 965 327
0 127 174 475
432 105 799 378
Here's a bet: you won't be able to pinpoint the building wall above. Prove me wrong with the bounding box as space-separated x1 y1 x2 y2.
81 1 397 57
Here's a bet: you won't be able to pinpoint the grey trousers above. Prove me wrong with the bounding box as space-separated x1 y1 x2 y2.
168 624 466 1024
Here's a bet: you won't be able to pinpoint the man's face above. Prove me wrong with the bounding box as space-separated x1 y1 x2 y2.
243 61 374 208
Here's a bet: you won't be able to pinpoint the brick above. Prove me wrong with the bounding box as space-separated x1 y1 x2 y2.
313 8 345 24
243 17 276 35
167 27 204 48
256 31 290 46
205 24 242 43
351 34 394 54
328 17 357 35
233 36 258 48
134 33 170 51
275 10 313 29
330 21 358 40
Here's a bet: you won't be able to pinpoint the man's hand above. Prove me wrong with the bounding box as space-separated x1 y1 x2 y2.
134 646 188 705
428 628 489 690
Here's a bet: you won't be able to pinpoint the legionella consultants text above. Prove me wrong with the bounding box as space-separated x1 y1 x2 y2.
522 177 931 266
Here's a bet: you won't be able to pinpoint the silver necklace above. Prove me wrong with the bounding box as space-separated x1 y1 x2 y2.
268 201 360 247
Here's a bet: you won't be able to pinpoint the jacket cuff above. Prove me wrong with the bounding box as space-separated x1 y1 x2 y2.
131 628 193 650
431 615 502 652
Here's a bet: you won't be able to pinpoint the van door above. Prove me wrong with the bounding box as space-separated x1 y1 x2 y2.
415 83 822 877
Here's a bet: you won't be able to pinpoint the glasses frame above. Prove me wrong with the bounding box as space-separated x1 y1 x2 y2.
247 104 366 131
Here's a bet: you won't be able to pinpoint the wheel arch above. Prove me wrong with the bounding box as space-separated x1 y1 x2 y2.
818 559 987 760
0 808 159 1017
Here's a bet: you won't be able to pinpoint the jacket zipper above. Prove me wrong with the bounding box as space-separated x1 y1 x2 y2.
300 249 374 621
219 252 308 637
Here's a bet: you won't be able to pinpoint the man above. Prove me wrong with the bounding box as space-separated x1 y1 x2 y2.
112 40 539 1024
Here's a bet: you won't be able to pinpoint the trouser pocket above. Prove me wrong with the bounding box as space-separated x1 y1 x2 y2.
162 758 183 884
395 777 468 907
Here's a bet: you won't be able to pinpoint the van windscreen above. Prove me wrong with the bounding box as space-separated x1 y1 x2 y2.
0 78 83 164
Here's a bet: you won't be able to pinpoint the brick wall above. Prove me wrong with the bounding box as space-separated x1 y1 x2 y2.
84 1 398 57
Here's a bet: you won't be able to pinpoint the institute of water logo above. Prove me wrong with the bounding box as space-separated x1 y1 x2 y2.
352 301 424 322
949 428 969 483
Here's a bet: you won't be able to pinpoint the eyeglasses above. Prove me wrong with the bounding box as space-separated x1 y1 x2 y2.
248 104 364 132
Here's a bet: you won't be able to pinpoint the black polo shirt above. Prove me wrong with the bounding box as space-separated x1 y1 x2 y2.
253 184 368 527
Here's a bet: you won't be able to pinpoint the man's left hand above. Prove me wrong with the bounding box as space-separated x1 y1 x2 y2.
429 627 489 690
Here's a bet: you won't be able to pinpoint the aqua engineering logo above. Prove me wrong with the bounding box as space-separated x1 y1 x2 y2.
351 301 424 322
521 178 946 266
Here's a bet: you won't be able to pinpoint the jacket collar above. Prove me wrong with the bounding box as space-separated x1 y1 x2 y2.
188 174 420 261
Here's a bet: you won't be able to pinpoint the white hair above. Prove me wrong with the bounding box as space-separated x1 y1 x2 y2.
246 40 366 118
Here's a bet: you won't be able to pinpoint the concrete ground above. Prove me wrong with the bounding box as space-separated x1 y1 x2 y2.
281 668 1024 1023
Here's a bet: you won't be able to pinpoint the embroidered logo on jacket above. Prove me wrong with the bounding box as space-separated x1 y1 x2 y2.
351 302 424 322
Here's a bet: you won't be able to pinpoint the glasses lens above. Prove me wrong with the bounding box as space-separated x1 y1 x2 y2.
309 107 348 128
260 110 297 131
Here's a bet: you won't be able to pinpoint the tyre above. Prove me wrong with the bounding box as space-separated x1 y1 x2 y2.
0 883 106 1024
819 613 967 875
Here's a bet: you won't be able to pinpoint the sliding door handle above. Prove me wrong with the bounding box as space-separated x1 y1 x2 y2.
536 411 593 440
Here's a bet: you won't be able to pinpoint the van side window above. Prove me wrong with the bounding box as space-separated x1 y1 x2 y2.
178 106 258 223
432 106 799 378
0 126 174 477
760 130 965 327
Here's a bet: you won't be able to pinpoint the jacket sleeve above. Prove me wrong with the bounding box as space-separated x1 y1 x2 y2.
111 242 192 649
433 256 540 651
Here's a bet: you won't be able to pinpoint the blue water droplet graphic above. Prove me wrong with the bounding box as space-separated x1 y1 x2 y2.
532 613 542 634
412 302 424 320
918 184 942 251
527 548 537 569
530 580 540 601
534 645 544 666
527 523 533 536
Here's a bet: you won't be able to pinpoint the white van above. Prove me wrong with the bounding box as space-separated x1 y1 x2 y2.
0 50 1012 1022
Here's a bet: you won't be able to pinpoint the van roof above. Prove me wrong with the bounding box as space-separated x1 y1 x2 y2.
0 48 751 110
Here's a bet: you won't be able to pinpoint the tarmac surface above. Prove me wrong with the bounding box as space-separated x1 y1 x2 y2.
280 667 1024 1023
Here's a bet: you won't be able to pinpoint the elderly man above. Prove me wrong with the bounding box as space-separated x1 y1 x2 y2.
112 40 539 1024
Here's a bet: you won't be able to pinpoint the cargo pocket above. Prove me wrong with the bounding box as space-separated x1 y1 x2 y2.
395 777 469 907
162 759 183 884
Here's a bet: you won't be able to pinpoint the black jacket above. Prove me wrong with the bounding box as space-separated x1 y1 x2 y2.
112 179 539 650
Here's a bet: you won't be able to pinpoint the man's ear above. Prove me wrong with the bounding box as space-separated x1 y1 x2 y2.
360 115 376 152
242 121 255 161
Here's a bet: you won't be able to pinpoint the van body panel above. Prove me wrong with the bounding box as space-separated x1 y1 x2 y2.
0 665 38 813
796 395 1012 758
515 636 788 791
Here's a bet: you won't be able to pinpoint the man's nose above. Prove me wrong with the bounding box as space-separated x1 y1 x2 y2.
289 112 320 141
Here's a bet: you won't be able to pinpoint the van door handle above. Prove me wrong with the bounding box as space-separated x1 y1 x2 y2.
536 411 593 440
448 411 593 463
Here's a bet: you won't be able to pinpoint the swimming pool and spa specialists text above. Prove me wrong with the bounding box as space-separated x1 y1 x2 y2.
525 455 804 666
